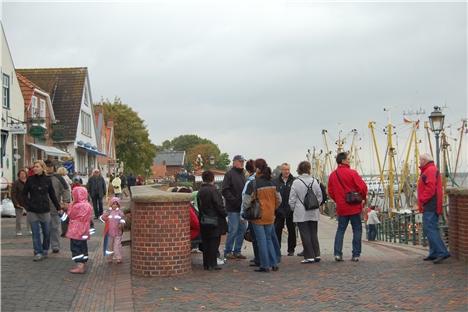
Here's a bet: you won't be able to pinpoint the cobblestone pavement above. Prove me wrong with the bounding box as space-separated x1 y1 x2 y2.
2 206 467 311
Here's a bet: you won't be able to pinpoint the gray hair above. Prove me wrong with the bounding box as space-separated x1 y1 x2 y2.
420 153 434 162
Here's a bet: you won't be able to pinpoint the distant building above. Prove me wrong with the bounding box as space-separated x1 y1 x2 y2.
94 104 117 177
152 150 186 178
17 67 104 179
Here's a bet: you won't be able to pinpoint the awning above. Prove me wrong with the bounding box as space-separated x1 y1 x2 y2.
29 143 70 157
77 146 107 157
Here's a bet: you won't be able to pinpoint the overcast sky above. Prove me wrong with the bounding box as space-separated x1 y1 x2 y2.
2 0 467 173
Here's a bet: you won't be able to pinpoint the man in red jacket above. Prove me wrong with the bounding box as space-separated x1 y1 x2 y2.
417 153 450 264
328 152 368 262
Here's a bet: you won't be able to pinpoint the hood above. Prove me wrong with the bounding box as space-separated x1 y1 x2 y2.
110 196 120 207
72 186 89 203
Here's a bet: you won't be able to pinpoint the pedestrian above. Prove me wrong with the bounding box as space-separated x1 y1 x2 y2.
289 161 323 263
57 166 73 199
222 155 247 260
119 172 128 198
417 153 450 264
328 152 368 262
198 170 228 271
242 159 259 267
101 197 126 264
87 169 107 219
274 162 296 256
243 159 281 272
127 173 136 197
111 174 122 199
66 186 93 273
22 160 62 261
11 169 30 236
367 206 380 241
45 159 71 253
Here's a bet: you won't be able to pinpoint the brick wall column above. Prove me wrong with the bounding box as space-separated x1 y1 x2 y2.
131 186 192 277
447 188 468 262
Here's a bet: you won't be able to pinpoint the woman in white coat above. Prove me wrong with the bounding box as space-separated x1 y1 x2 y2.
289 161 323 263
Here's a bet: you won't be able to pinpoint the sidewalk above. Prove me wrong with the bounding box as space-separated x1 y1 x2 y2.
2 209 467 311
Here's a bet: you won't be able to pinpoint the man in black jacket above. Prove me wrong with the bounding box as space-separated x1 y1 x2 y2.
274 163 296 256
87 169 107 219
222 155 246 259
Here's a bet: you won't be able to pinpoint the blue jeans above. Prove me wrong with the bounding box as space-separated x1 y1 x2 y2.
334 213 362 258
271 228 281 262
368 224 377 241
423 211 449 258
224 212 246 255
30 218 51 256
251 223 278 269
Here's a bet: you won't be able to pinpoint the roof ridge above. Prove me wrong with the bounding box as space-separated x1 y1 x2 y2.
17 67 88 71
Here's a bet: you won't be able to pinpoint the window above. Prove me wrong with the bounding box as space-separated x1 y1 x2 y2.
31 96 38 117
39 99 46 118
81 111 92 137
83 84 89 106
2 74 10 109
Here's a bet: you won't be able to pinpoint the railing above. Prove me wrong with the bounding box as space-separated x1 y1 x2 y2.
376 209 448 247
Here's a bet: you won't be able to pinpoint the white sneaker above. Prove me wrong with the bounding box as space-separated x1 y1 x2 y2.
217 258 225 265
300 258 315 264
16 232 23 236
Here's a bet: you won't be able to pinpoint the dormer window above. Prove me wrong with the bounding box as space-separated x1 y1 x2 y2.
39 99 46 118
31 96 38 117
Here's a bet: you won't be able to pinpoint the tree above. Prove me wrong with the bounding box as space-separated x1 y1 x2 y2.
157 134 230 171
97 98 156 175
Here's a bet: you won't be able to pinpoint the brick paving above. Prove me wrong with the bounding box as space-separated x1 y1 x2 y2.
2 205 467 311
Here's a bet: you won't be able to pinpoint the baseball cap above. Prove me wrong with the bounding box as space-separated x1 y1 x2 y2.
232 155 245 161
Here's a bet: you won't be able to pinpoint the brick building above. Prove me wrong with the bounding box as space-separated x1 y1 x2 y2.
152 150 185 178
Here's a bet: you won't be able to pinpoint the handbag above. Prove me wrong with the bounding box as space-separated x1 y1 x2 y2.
242 180 262 221
200 214 218 227
335 171 363 204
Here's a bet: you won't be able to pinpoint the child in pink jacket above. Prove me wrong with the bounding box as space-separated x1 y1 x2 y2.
101 197 126 263
66 186 93 274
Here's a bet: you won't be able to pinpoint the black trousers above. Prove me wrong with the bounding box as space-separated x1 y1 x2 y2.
297 221 320 259
274 212 296 253
202 235 221 269
91 195 104 218
70 239 89 263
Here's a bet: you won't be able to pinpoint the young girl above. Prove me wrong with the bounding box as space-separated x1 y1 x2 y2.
66 186 93 274
101 197 125 263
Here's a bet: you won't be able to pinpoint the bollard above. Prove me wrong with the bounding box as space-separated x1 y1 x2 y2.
131 186 192 277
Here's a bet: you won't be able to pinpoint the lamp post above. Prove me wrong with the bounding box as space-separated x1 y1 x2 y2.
428 106 445 169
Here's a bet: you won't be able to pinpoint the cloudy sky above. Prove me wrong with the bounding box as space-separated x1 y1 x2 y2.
2 0 467 173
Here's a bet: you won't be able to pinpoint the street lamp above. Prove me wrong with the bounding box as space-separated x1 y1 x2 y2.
428 106 445 169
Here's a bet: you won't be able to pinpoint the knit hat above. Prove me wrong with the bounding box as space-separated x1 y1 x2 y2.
110 197 120 207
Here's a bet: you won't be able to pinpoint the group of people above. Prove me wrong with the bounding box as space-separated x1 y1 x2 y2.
196 151 450 272
11 161 128 274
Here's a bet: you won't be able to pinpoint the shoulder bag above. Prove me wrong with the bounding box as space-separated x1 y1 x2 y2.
242 180 262 220
335 171 363 204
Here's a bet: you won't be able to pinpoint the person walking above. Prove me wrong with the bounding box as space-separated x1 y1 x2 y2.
289 161 323 263
274 162 296 256
328 152 368 262
127 173 136 197
11 169 30 236
88 169 107 219
23 160 62 261
66 186 93 273
101 197 126 264
198 170 228 271
367 206 380 241
45 160 71 253
243 159 281 272
417 153 450 264
222 155 247 260
111 174 122 199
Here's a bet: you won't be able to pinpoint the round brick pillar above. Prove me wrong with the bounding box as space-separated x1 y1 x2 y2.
131 186 192 277
447 188 468 263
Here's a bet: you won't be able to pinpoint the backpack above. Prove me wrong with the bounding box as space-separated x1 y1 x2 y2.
297 178 320 211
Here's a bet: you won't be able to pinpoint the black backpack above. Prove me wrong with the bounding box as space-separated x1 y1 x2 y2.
297 178 320 211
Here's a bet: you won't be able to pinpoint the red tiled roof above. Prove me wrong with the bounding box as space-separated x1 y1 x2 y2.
16 67 88 142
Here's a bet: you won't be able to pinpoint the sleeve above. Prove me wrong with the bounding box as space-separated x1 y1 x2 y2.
353 171 368 199
327 174 336 201
241 182 254 214
288 182 298 211
275 191 282 210
22 180 31 211
313 179 323 205
221 172 236 203
48 179 61 210
119 211 126 224
101 177 107 195
214 190 227 218
61 181 71 203
11 182 19 208
101 209 110 221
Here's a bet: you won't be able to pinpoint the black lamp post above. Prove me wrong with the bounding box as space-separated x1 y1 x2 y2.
428 106 445 169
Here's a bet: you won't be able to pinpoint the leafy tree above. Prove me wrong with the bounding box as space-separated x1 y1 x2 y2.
158 134 230 170
97 98 156 175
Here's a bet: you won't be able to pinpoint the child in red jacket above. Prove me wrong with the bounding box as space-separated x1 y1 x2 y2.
66 186 93 274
